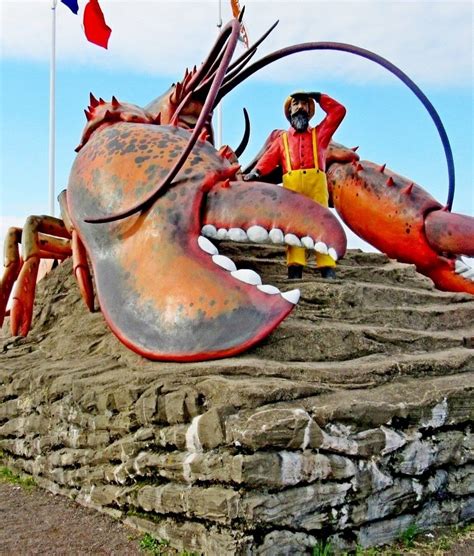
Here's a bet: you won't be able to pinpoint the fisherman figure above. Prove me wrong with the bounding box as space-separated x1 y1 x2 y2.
244 91 346 279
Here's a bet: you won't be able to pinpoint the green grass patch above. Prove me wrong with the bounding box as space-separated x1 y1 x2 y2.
399 524 419 549
313 539 333 555
346 522 474 555
0 466 36 490
138 533 200 555
139 533 169 554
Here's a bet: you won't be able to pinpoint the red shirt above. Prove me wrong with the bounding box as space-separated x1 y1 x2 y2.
255 94 346 175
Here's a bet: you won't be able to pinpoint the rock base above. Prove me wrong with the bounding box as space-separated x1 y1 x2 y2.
1 246 473 554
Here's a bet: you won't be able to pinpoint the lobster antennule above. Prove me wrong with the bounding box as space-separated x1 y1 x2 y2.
234 107 251 158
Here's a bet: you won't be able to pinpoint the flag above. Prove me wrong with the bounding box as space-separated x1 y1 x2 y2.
230 0 249 48
60 0 112 49
83 0 112 49
61 0 79 14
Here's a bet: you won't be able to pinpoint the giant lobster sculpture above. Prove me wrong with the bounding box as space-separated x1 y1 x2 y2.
1 18 473 362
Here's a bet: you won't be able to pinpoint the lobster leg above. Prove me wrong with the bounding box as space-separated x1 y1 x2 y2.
59 190 95 312
72 231 94 311
0 227 23 328
10 216 72 336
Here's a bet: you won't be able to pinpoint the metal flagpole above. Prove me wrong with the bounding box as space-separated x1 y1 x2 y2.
49 0 57 216
215 0 223 148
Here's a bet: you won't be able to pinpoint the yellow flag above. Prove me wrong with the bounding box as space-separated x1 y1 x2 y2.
230 0 250 48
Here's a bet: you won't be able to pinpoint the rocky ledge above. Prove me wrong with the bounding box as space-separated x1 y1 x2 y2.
1 244 473 554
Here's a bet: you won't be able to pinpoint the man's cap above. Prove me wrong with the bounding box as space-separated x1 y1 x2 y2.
283 91 317 122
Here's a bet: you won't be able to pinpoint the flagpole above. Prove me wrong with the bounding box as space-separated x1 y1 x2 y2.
49 0 57 216
216 0 223 148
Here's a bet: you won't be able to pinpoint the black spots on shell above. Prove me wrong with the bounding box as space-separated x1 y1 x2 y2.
235 191 248 202
209 299 216 307
157 141 168 149
190 156 203 167
135 155 151 165
106 137 134 155
167 149 180 160
124 142 139 154
260 189 279 201
405 223 412 235
145 164 158 177
166 208 182 228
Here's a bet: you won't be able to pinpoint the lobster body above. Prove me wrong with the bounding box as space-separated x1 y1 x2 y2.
1 16 472 362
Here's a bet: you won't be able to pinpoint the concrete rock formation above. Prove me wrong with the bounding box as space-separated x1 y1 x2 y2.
1 244 473 554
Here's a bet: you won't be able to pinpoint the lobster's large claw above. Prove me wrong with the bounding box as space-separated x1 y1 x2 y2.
84 219 298 361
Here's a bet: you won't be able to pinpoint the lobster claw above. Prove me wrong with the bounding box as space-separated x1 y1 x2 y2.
72 209 299 362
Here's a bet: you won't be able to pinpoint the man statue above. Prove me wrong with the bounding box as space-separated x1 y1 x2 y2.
244 91 346 280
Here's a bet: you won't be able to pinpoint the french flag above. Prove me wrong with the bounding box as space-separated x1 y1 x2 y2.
61 0 112 49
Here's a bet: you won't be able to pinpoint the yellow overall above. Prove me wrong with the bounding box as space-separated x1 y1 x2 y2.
282 129 335 268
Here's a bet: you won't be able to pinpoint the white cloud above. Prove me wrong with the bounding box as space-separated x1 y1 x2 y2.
0 1 472 86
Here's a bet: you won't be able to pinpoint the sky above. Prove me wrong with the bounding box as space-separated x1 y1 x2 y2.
0 0 473 257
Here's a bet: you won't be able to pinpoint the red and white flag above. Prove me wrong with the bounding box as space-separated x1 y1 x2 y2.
61 0 112 49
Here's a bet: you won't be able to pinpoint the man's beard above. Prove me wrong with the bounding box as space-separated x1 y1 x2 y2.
290 110 310 132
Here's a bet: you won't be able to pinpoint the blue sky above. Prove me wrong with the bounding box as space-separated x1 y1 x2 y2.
1 0 472 254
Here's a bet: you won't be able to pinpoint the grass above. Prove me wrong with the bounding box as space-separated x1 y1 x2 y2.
313 539 333 555
139 533 169 554
399 524 419 549
0 466 36 490
346 522 474 555
138 533 199 556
